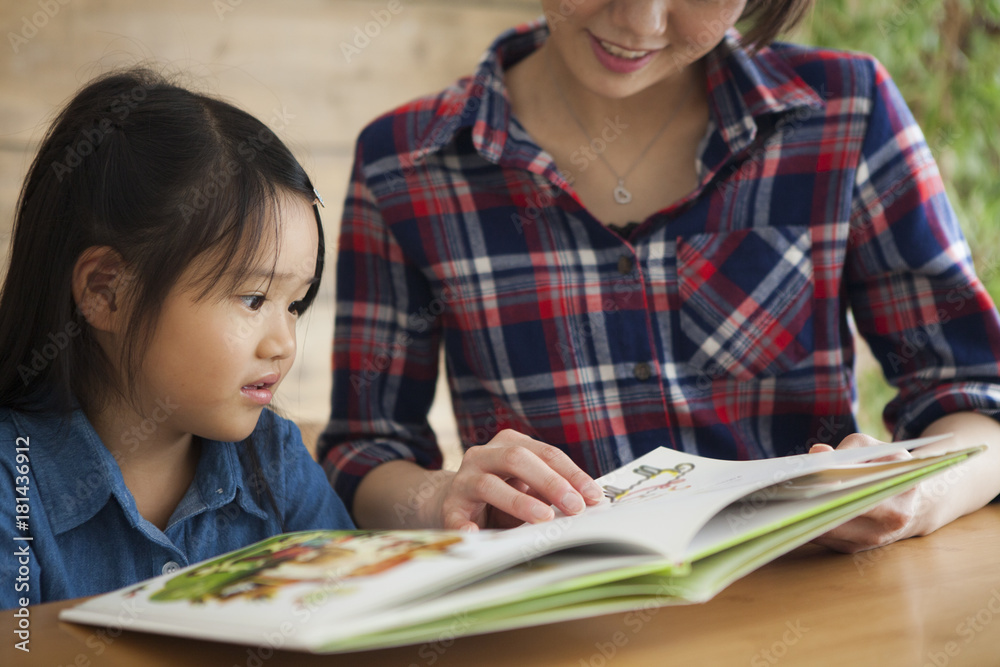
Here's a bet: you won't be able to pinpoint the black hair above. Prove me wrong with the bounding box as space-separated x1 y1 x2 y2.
0 67 325 525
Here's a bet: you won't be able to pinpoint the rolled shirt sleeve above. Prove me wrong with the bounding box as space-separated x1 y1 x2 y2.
846 58 1000 439
318 136 445 514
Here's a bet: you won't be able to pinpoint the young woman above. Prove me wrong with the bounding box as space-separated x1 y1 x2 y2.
320 0 1000 552
0 68 353 608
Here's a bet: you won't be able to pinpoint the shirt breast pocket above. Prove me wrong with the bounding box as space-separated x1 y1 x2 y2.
676 226 814 381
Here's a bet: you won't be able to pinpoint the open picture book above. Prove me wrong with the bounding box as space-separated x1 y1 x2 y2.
60 435 982 653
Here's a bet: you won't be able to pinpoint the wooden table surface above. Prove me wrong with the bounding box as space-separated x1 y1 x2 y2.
4 505 1000 667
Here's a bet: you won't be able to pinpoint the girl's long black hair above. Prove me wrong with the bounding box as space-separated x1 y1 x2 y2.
0 67 325 527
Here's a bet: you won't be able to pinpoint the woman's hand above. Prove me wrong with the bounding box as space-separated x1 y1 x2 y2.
431 429 605 531
808 433 925 553
807 413 1000 553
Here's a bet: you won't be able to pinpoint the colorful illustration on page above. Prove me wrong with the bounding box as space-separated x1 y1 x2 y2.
602 463 695 505
149 531 464 605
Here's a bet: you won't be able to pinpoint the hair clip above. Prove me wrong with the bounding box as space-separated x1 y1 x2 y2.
313 188 325 208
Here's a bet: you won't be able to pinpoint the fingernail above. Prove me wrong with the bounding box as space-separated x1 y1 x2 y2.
561 492 585 514
532 504 555 521
582 481 603 501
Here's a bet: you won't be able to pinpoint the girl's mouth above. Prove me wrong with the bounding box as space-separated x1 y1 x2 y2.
241 376 278 405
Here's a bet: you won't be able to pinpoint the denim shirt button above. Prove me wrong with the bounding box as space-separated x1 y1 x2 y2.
162 561 180 575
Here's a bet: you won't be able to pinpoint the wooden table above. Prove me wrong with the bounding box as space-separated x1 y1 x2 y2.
4 505 999 667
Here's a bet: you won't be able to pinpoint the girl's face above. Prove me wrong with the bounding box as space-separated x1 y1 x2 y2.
543 0 746 98
135 193 319 444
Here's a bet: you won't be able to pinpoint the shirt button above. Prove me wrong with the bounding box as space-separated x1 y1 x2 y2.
162 561 180 575
634 362 652 381
617 256 634 275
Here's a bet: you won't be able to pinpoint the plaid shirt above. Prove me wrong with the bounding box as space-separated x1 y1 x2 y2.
319 22 1000 511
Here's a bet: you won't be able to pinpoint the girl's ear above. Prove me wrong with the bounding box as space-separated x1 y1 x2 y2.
72 246 128 332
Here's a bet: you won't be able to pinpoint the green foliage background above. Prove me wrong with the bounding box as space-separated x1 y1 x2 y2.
790 0 1000 439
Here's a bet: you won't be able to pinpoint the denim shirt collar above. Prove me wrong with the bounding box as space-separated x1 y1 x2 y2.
12 409 268 537
411 20 825 173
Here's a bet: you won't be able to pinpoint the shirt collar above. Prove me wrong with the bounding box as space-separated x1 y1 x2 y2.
167 434 270 530
17 409 267 537
411 21 825 169
703 30 826 155
409 19 546 165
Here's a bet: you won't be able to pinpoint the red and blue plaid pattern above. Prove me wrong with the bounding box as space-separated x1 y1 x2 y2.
319 22 1000 511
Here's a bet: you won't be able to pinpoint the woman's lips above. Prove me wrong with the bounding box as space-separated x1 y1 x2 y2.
588 32 661 74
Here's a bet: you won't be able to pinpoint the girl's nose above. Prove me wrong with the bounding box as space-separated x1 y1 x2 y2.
257 308 296 361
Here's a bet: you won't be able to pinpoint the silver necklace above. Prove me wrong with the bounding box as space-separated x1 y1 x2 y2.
548 53 693 205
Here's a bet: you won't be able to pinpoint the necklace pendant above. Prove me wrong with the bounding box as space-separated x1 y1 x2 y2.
613 181 632 205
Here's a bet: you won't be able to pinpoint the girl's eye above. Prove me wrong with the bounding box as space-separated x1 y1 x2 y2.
240 295 266 311
288 301 305 316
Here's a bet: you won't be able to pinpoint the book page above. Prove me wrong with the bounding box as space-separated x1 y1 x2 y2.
512 435 953 564
61 529 550 650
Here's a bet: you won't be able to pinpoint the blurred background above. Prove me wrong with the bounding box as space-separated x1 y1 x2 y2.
2 0 998 459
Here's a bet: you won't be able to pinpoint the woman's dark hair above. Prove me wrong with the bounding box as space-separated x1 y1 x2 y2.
0 67 325 524
740 0 815 51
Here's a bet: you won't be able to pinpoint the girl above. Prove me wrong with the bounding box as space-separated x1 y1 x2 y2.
319 0 1000 551
0 68 353 609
